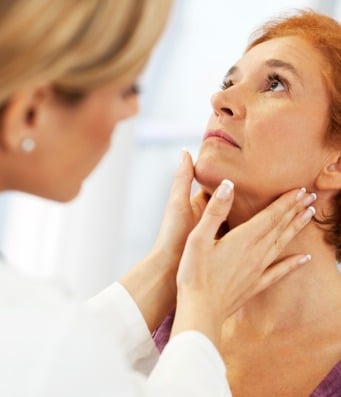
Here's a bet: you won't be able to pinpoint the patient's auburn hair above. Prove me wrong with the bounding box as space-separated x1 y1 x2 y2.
248 10 341 260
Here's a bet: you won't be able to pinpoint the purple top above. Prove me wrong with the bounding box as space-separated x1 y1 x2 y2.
311 362 341 397
153 311 341 396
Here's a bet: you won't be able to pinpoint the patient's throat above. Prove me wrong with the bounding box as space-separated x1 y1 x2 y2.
220 321 341 397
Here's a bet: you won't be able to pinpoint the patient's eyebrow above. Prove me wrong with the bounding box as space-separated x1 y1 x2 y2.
224 59 304 86
265 59 303 84
226 65 238 77
224 58 304 86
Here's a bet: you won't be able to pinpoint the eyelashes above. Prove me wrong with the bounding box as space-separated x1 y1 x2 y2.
220 73 289 93
122 83 141 98
265 72 288 92
220 79 233 91
129 84 141 95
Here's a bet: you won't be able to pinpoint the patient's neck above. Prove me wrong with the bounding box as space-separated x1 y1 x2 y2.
227 200 341 336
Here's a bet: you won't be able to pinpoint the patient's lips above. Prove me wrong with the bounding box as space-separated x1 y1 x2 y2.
203 129 241 148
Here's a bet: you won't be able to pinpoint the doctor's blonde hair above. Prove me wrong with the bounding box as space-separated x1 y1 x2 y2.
0 0 172 105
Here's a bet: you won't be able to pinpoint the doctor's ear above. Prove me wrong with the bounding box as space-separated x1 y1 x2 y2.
0 86 48 153
316 154 341 191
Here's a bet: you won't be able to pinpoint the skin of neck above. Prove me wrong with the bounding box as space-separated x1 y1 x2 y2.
223 189 341 336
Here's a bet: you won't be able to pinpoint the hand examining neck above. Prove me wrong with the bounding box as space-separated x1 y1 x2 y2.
120 150 209 332
188 182 341 340
172 185 317 349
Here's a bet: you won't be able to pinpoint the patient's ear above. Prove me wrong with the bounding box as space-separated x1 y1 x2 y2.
316 153 341 190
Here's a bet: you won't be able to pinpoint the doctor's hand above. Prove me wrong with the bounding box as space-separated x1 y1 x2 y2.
152 150 209 282
120 150 208 332
172 181 316 348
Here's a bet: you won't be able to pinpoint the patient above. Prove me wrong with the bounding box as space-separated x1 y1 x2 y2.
154 10 341 396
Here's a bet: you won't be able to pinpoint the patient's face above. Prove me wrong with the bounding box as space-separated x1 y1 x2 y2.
195 36 330 209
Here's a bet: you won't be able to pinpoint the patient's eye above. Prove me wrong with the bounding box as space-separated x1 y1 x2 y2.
265 73 287 92
220 79 233 91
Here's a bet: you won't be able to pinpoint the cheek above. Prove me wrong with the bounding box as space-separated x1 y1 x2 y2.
249 108 326 158
247 111 328 188
80 105 121 145
87 114 115 142
84 96 138 140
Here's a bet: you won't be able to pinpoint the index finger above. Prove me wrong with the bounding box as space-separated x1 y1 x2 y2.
247 187 316 242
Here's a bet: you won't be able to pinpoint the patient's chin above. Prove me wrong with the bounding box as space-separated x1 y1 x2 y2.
194 157 227 195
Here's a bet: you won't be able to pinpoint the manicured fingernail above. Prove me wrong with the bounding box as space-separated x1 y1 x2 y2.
296 187 306 201
216 179 234 200
301 206 316 222
297 254 312 265
179 147 188 164
303 193 317 206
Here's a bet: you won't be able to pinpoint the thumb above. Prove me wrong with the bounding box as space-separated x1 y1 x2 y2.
193 179 234 240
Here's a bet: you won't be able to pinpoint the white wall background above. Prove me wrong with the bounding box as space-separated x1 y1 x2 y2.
1 0 339 298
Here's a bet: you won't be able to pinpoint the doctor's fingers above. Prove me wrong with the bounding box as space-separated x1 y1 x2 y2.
166 149 194 211
238 188 316 274
190 179 235 241
260 204 315 268
189 189 211 224
212 187 315 275
245 188 317 247
253 253 312 295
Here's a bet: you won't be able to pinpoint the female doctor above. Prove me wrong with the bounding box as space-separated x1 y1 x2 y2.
0 1 316 396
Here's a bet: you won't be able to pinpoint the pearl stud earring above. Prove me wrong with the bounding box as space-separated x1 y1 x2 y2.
20 137 36 153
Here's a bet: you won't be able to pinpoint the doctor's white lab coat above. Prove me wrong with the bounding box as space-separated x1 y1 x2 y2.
0 262 231 396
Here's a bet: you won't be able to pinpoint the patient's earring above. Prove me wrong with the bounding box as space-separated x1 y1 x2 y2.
20 137 36 153
327 156 341 172
327 163 337 172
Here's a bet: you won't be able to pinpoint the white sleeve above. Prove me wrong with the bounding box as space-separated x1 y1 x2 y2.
86 282 232 396
1 269 232 396
37 305 232 397
87 282 159 374
149 331 232 396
